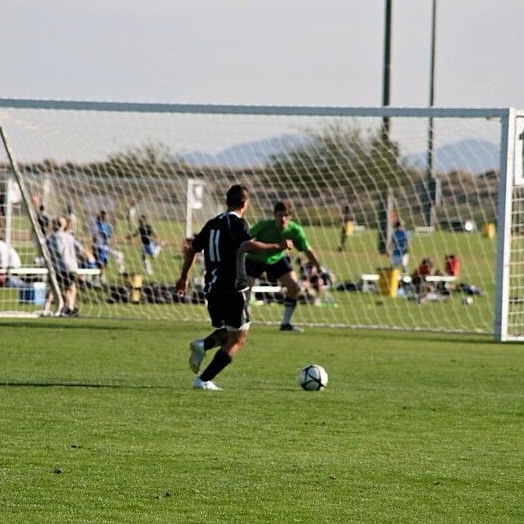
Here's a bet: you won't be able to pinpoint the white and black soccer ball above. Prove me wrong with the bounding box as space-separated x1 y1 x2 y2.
298 364 328 391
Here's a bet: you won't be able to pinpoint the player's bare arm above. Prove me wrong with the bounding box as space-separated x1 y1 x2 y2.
175 244 197 295
241 238 293 254
304 247 322 270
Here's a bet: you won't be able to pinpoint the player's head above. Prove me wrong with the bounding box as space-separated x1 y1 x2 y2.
53 215 67 232
421 257 433 268
273 200 293 230
226 185 250 213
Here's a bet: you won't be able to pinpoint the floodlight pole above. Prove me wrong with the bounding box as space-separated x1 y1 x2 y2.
378 0 394 255
426 0 437 177
381 0 392 142
426 0 438 227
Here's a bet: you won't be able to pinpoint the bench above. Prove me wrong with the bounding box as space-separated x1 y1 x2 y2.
414 226 435 234
0 268 101 277
425 275 456 284
359 271 457 298
425 274 457 292
250 284 283 304
360 273 412 292
360 273 379 292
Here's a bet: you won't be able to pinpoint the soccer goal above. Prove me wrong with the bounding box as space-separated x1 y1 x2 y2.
0 99 522 340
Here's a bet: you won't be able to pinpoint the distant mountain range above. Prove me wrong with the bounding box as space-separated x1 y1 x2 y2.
182 135 500 174
403 139 499 174
182 134 311 169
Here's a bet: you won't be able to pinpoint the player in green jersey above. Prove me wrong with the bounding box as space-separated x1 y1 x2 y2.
246 200 323 332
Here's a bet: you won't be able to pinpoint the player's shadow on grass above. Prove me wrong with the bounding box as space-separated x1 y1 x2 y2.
0 321 131 331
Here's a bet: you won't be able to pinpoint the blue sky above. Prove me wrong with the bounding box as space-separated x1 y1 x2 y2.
2 0 524 109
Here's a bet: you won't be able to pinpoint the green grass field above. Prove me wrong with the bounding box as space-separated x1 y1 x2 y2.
1 319 522 523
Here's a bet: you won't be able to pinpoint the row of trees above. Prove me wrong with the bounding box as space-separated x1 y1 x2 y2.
1 121 498 229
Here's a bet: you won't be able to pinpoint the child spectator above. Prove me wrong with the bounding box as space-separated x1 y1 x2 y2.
389 220 410 273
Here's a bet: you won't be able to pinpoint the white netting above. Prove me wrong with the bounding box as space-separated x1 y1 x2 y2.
0 101 514 336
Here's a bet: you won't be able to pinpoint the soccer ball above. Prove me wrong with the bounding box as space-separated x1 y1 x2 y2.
298 364 328 391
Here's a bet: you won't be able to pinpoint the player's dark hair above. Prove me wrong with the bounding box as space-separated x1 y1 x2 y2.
226 184 249 209
274 200 293 215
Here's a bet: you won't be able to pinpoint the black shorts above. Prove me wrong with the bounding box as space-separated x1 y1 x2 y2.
206 289 251 330
56 271 76 290
245 256 293 282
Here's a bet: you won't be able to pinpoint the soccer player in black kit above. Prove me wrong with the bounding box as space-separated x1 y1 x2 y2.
175 184 292 390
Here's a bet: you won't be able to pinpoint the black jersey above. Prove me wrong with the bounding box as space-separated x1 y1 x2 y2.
138 223 154 246
192 211 252 294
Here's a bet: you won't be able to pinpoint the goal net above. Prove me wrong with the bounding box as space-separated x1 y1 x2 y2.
0 99 521 340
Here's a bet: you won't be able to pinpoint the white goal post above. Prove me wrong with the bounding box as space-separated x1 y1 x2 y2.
0 98 522 341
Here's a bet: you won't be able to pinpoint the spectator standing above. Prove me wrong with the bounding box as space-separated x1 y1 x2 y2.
0 191 5 236
33 204 50 266
65 204 78 235
127 200 137 235
36 205 50 236
337 204 352 252
388 220 410 274
91 210 125 284
46 216 93 316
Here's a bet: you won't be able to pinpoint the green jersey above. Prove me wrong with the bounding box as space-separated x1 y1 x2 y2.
247 219 311 264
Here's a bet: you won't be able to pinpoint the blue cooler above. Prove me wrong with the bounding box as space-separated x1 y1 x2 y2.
20 282 47 306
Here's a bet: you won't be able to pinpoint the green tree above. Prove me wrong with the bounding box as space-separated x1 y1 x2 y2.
263 121 405 201
102 141 186 178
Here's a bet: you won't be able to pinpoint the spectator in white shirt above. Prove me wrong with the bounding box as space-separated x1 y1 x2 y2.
46 216 93 317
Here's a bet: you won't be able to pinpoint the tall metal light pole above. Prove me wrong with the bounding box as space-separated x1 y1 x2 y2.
382 0 392 142
426 0 437 177
426 0 438 227
378 0 394 255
